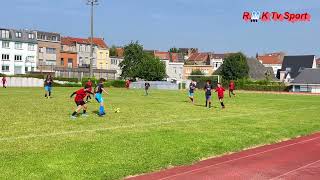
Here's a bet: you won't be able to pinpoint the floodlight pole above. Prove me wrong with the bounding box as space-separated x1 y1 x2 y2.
87 0 98 77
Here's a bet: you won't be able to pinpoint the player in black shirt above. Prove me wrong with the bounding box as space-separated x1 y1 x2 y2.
188 81 196 104
44 74 53 99
204 80 213 108
95 78 108 116
145 82 150 96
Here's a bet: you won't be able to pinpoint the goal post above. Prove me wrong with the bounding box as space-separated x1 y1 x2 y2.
185 75 221 89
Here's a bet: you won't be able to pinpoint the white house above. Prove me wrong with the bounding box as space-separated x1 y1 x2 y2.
257 53 284 76
161 60 184 83
110 57 123 79
0 28 37 75
291 68 320 93
280 55 316 83
210 54 225 71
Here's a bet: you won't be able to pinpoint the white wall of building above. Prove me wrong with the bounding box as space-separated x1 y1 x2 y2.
0 40 37 75
110 57 123 79
3 77 43 87
162 60 184 83
210 58 223 71
263 64 281 76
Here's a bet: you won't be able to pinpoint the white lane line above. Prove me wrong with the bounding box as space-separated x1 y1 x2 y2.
269 159 320 180
159 135 320 180
0 107 317 142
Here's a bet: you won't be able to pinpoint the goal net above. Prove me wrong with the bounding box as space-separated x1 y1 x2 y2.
185 75 221 89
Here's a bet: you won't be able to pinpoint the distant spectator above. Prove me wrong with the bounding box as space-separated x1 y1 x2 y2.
2 76 7 88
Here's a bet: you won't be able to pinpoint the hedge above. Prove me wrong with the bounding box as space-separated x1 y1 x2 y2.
221 78 288 92
104 80 125 88
53 82 82 87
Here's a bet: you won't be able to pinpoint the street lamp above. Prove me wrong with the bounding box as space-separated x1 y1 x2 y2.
86 0 99 77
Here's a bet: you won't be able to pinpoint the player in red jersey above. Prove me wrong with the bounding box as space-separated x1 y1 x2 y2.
215 83 225 109
229 80 236 97
85 79 93 102
70 86 94 119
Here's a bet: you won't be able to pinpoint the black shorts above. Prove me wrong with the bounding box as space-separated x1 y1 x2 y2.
75 101 85 106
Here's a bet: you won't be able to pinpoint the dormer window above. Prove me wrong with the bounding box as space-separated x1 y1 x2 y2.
15 32 22 38
286 67 291 72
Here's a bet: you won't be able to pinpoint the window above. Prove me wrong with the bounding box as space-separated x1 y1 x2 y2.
40 35 46 40
14 55 22 61
27 56 35 62
52 36 57 41
15 32 22 38
68 58 73 63
61 58 64 66
46 60 56 65
2 54 9 60
46 48 56 54
2 41 9 48
28 33 35 39
2 65 9 71
1 30 10 39
15 42 22 50
28 44 35 51
25 67 29 72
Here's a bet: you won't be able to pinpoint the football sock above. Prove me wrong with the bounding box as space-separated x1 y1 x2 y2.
45 94 47 97
72 112 77 116
83 110 86 114
49 91 51 97
221 102 225 107
205 101 208 107
209 102 211 108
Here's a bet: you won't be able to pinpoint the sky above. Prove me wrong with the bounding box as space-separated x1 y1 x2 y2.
1 0 319 56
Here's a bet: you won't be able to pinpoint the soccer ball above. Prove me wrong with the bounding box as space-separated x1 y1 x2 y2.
115 108 120 113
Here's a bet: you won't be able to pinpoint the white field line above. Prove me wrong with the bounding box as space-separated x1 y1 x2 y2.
0 107 317 142
269 159 320 180
159 135 320 180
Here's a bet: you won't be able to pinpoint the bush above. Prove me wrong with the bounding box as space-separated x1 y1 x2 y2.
220 78 288 92
104 80 125 88
54 77 78 83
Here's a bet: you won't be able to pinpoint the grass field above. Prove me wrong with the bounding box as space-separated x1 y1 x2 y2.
0 87 320 180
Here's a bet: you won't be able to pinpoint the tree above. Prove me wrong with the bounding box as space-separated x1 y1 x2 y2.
109 45 117 57
119 41 144 79
137 54 166 81
169 47 179 53
119 41 166 81
220 52 249 81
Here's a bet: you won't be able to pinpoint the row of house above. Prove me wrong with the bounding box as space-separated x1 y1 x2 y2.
0 27 114 76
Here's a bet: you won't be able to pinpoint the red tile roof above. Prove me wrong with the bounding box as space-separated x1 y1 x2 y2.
92 38 108 49
61 37 108 48
154 51 180 62
188 53 210 61
116 48 124 58
257 55 283 65
212 54 225 59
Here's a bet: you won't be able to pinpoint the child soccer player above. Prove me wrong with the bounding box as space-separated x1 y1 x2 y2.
188 80 196 104
216 83 226 109
95 78 109 117
85 79 93 102
44 74 53 98
145 82 150 96
125 80 130 89
204 80 213 108
229 80 236 97
70 86 94 119
2 76 7 88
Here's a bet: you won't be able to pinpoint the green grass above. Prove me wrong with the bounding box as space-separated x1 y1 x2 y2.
0 87 320 180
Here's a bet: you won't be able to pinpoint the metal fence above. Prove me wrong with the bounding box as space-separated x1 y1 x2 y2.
54 67 117 80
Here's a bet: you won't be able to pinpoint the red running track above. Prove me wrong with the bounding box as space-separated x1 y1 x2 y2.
127 132 320 180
